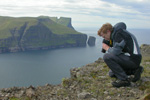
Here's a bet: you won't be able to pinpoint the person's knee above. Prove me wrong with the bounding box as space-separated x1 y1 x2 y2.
103 53 114 62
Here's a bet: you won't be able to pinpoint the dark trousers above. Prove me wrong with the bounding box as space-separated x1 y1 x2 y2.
103 53 139 80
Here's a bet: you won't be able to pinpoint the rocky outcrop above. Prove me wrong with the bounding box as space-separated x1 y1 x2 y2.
0 44 150 100
87 36 96 46
140 44 150 56
0 16 87 53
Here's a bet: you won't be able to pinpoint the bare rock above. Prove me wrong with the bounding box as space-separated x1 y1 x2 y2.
26 88 35 97
78 92 92 99
15 90 24 98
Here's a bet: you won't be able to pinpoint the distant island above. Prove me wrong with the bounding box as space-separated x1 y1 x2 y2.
0 16 91 53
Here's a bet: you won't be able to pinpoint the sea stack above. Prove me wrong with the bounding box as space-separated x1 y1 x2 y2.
87 36 96 46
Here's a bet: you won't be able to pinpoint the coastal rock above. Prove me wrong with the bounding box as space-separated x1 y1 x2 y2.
70 68 80 78
87 36 96 46
77 92 92 99
15 90 24 98
106 96 111 99
141 44 150 55
26 88 35 97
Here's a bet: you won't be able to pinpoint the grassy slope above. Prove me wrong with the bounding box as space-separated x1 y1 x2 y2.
0 16 37 39
41 19 80 35
49 17 58 22
49 17 70 27
0 16 82 39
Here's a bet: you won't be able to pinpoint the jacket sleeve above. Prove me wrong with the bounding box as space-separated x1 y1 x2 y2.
108 38 126 55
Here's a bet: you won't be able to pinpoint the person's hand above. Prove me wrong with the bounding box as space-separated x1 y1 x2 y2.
102 43 110 51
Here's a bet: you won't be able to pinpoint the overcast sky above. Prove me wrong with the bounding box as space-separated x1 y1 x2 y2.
0 0 150 29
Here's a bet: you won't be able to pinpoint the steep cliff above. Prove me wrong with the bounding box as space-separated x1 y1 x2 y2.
0 16 87 53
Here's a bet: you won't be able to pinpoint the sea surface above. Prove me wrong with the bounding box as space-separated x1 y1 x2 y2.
0 29 150 88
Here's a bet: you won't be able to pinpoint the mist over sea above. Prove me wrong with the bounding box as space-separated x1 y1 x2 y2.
0 28 150 88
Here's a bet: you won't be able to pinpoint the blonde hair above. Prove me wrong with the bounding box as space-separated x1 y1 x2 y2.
98 23 113 36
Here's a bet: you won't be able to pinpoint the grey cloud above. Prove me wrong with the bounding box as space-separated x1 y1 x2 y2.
0 0 150 28
98 0 150 20
64 0 78 3
101 0 150 13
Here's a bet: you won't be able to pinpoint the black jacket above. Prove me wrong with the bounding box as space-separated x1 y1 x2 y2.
108 22 142 66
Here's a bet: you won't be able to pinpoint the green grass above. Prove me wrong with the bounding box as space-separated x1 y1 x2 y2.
41 19 81 35
57 17 70 26
9 97 31 100
49 17 58 22
0 16 37 39
49 17 71 27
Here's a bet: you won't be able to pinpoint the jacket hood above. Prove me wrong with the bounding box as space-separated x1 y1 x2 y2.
113 22 126 32
110 22 126 40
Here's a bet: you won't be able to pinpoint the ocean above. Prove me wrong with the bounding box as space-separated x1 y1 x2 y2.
0 29 149 88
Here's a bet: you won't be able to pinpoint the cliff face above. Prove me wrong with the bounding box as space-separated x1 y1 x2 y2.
0 16 87 53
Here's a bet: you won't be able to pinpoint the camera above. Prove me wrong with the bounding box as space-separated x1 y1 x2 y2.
101 39 110 53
